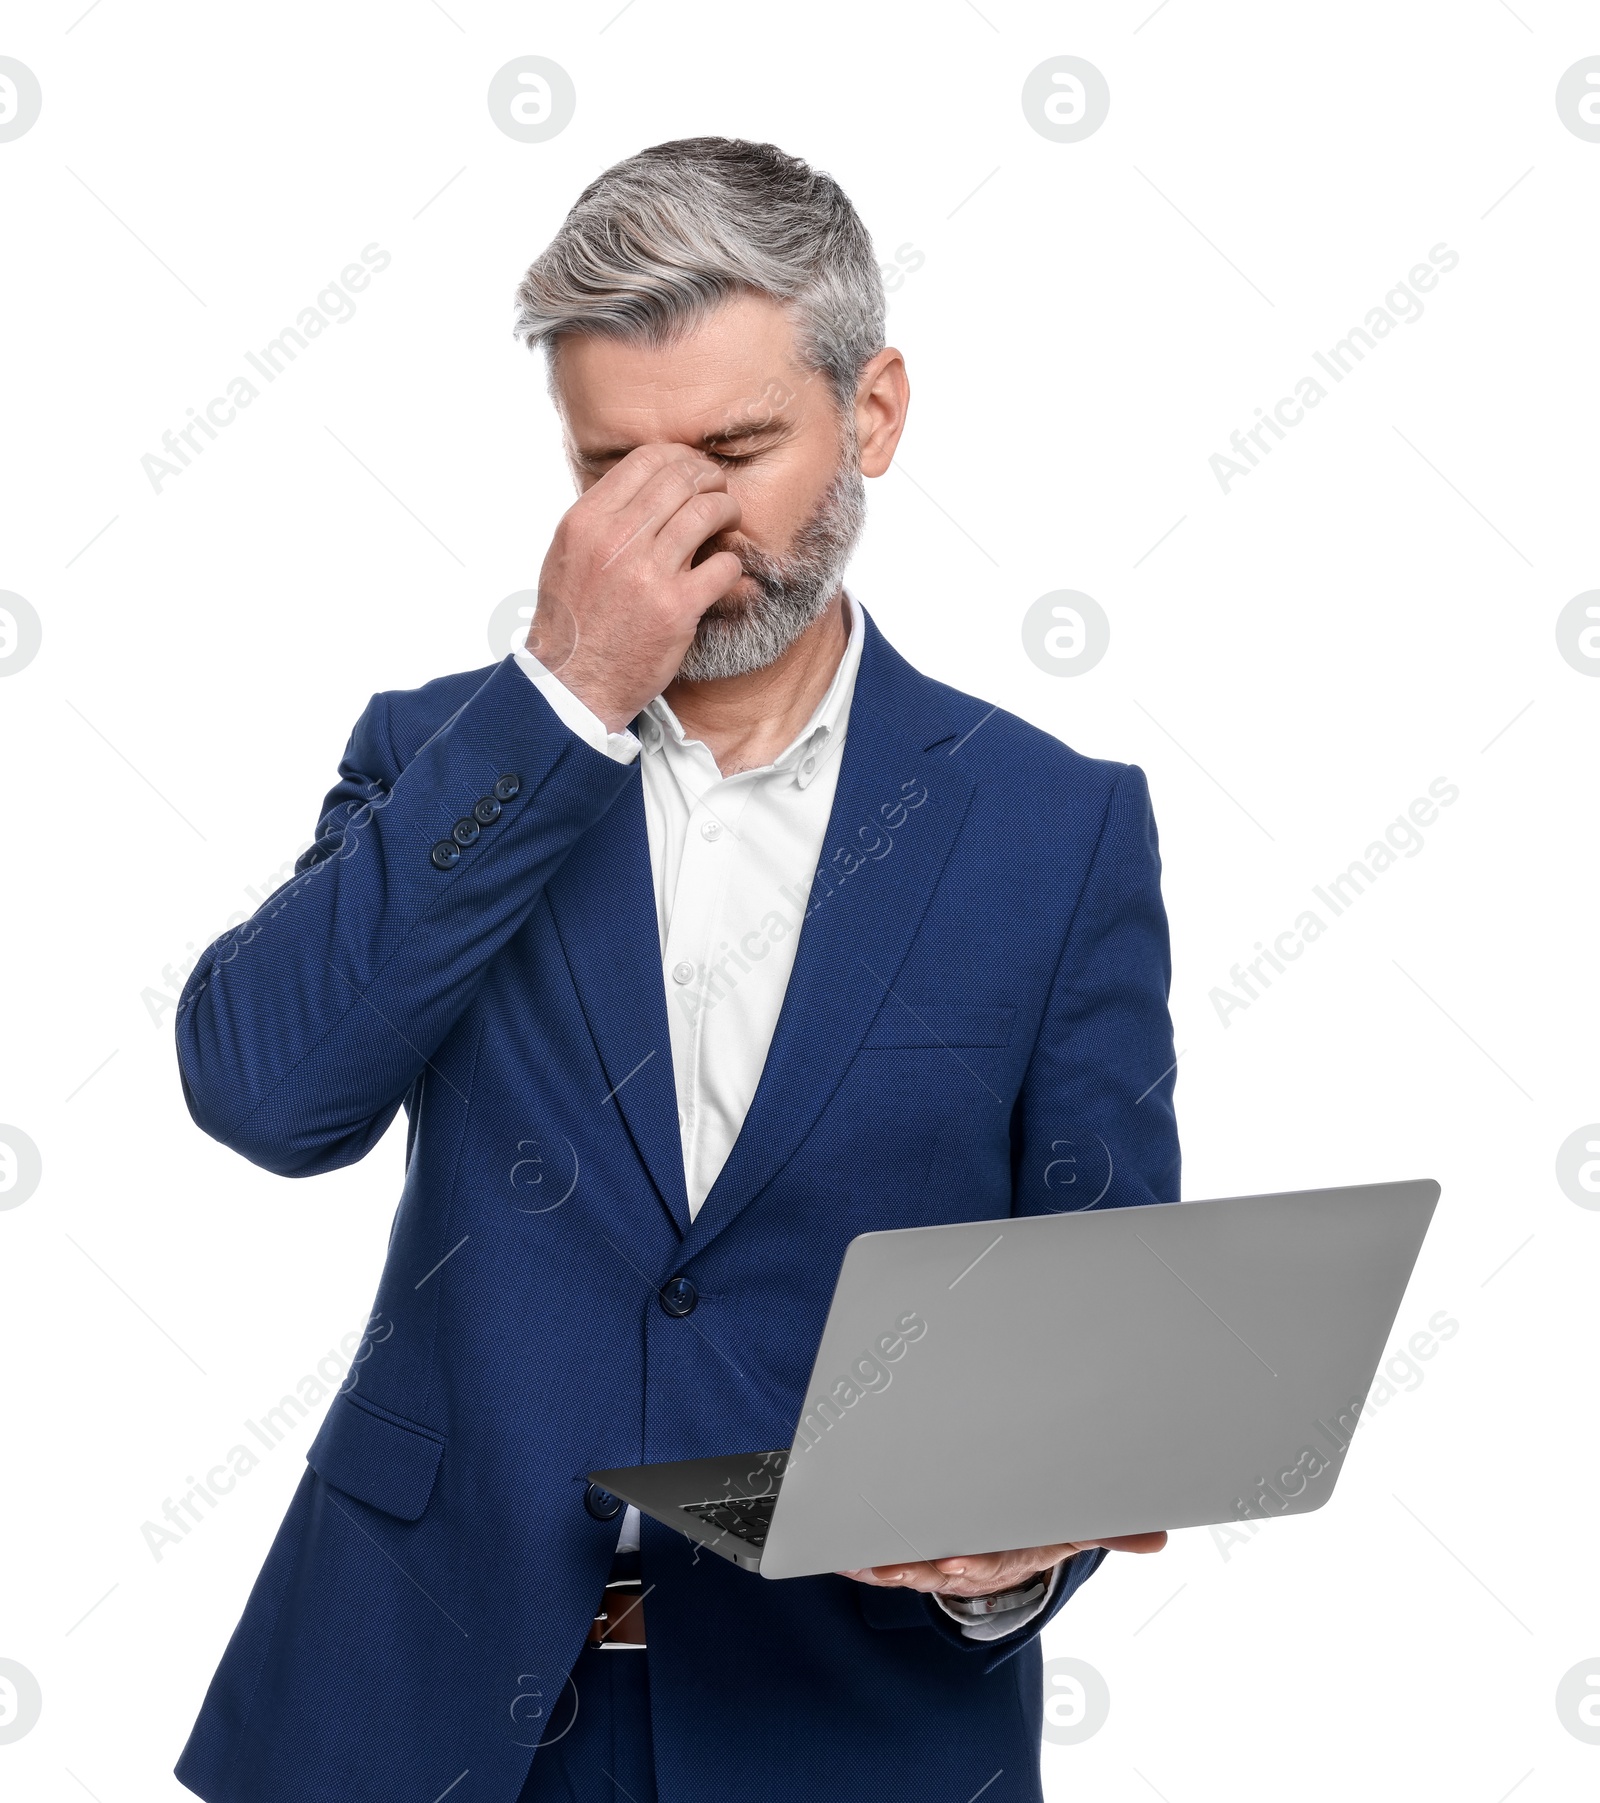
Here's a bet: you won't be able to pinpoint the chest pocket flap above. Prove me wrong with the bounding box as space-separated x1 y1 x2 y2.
861 1002 1016 1049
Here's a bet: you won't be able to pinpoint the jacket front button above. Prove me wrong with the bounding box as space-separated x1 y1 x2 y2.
451 817 480 847
473 795 502 827
493 773 522 802
430 841 460 871
584 1481 623 1522
659 1275 698 1317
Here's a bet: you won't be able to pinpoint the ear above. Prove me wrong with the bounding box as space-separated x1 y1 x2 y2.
852 347 911 478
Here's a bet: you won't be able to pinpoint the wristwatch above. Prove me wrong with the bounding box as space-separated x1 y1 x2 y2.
938 1570 1052 1620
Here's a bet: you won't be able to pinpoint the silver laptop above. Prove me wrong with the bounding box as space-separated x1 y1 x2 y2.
589 1179 1440 1580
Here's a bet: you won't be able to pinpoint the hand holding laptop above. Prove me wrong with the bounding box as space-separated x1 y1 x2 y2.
590 1183 1441 1583
838 1529 1169 1597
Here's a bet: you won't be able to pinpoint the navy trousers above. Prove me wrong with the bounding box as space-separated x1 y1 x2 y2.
518 1644 655 1803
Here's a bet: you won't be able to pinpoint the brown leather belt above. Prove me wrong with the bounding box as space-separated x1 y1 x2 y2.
587 1577 647 1648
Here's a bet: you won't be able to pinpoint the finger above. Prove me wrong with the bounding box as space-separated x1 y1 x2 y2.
865 1561 942 1591
589 441 719 512
594 463 726 578
628 453 729 526
841 1566 890 1586
676 549 744 613
865 1562 915 1583
936 1545 1070 1578
1096 1530 1168 1555
935 1561 1040 1597
604 450 727 540
654 488 742 572
932 1554 1007 1583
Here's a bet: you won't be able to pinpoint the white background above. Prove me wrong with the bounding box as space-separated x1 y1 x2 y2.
2 2 1597 1799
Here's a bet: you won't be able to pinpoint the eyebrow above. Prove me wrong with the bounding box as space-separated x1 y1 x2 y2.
574 416 790 466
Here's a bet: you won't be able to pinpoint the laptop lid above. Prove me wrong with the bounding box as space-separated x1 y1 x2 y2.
756 1180 1440 1579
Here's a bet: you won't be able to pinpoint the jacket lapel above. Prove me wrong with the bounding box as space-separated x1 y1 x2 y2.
545 774 691 1238
679 618 978 1260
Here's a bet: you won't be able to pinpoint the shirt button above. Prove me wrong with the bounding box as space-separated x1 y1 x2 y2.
801 758 816 776
671 961 695 985
700 820 722 841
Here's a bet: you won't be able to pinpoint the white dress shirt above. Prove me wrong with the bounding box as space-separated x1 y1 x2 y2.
514 591 1059 1639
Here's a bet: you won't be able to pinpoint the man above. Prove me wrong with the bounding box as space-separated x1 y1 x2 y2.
172 137 1179 1803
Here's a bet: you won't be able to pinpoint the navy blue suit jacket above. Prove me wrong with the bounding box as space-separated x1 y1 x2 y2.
173 614 1180 1803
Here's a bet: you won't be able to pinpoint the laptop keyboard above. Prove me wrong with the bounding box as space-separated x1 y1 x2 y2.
680 1494 778 1548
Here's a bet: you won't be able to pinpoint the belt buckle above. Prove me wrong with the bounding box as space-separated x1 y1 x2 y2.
588 1576 647 1649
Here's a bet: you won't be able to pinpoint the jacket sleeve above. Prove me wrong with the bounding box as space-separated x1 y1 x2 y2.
1014 759 1181 1219
902 760 1181 1664
174 656 636 1177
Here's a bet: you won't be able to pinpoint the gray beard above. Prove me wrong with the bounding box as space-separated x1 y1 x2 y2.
675 454 867 683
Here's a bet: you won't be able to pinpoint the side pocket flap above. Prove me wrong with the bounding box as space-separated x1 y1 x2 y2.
306 1391 445 1521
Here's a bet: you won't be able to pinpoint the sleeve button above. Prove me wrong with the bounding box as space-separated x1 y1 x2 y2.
493 773 522 802
430 841 461 871
473 795 503 827
451 817 481 847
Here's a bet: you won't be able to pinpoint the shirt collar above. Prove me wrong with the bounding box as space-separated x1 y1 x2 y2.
637 590 866 789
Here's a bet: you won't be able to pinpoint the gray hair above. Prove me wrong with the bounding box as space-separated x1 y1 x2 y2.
512 137 885 416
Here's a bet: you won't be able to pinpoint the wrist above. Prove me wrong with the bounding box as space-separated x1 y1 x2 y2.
544 660 649 738
521 608 667 736
938 1568 1053 1621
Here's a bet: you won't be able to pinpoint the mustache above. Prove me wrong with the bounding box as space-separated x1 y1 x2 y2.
690 533 784 616
673 456 866 682
688 442 863 584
